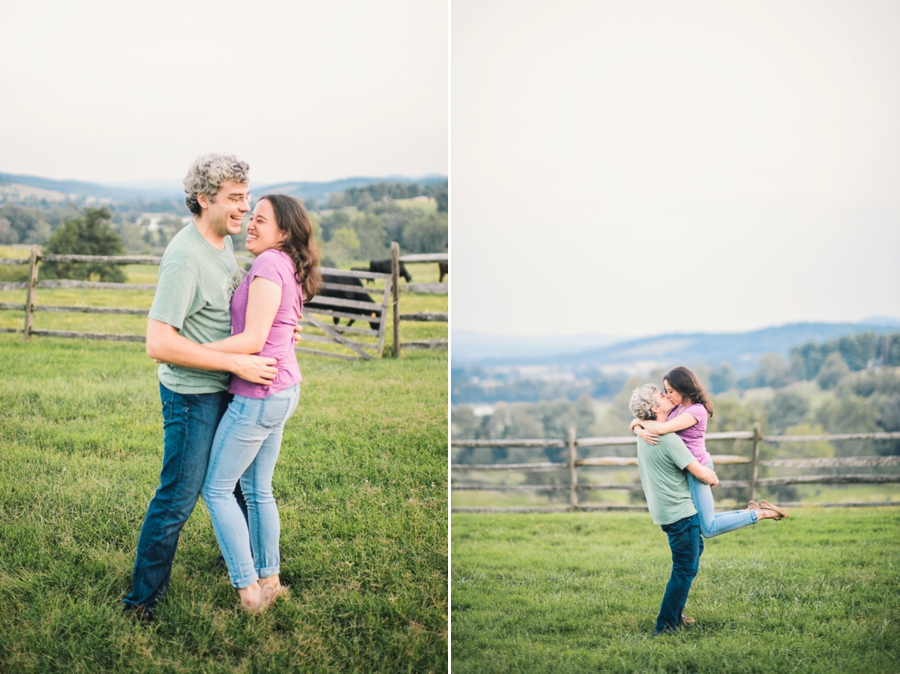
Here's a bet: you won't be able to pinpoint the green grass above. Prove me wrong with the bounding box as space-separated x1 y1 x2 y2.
451 510 900 673
0 335 448 672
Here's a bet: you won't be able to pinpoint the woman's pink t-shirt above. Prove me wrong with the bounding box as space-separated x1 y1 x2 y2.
668 403 710 465
228 249 303 398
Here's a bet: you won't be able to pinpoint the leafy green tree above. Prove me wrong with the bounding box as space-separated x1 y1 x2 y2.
319 209 352 242
776 423 835 458
0 203 49 243
434 187 448 214
42 207 126 282
402 212 448 253
741 353 792 388
708 396 767 434
877 395 900 432
325 192 346 210
708 362 736 393
450 406 481 440
352 212 389 259
814 395 879 434
0 216 14 245
326 227 360 262
816 352 850 389
766 391 810 433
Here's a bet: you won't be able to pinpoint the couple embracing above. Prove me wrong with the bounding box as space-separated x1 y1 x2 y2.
629 366 790 635
123 153 319 619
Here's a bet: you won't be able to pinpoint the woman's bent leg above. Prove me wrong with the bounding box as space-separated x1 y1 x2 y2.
687 469 718 538
689 461 758 538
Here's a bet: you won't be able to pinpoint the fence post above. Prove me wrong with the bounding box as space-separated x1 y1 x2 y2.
568 427 578 511
391 241 400 358
749 421 761 503
23 245 41 341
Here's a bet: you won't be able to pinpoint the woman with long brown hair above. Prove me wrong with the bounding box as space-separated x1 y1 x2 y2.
631 366 788 537
199 194 320 612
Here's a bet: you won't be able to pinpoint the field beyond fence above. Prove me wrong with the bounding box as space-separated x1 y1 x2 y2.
0 244 448 359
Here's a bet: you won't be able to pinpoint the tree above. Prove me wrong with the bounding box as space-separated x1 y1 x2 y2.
766 391 810 434
434 187 448 214
708 363 736 393
0 216 14 245
816 352 850 390
319 209 352 242
402 212 448 253
776 423 835 459
814 395 879 435
352 212 389 259
42 207 126 282
325 227 360 262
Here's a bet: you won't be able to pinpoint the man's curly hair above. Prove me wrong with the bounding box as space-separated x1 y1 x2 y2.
629 383 661 421
183 153 250 216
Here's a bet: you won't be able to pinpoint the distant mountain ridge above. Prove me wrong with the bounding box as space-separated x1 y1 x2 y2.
0 171 447 205
458 321 900 375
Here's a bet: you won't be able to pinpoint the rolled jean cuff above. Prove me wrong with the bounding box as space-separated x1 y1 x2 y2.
231 572 260 590
258 565 280 580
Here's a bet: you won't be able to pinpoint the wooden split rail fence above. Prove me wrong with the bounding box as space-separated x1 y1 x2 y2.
394 243 448 356
451 425 900 512
0 243 447 360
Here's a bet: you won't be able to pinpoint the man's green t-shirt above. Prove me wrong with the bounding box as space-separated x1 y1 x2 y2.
636 432 698 526
148 223 244 394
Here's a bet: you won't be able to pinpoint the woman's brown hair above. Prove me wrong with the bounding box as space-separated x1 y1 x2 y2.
258 194 321 300
663 366 714 418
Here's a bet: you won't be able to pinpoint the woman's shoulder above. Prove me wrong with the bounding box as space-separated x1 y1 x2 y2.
685 403 708 421
251 249 295 276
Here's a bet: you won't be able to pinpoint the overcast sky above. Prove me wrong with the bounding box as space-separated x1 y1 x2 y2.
452 0 900 339
0 0 447 185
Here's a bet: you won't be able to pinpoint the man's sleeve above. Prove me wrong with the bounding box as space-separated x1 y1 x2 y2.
663 435 697 470
148 261 200 331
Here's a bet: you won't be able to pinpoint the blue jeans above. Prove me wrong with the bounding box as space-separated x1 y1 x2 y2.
688 460 758 538
656 513 704 635
124 384 232 612
201 384 299 589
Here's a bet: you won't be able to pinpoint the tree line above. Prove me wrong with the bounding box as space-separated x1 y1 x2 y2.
0 179 448 271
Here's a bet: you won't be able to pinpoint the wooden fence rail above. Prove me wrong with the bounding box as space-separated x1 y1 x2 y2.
451 426 900 513
392 246 448 355
1 244 447 359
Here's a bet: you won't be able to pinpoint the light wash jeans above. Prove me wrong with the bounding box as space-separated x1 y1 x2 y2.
687 460 758 538
202 384 300 589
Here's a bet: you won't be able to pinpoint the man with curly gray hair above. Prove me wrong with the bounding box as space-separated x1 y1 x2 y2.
629 383 719 635
123 153 279 622
183 153 251 217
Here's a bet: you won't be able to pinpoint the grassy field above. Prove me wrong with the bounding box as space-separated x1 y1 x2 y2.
0 335 447 672
451 510 900 673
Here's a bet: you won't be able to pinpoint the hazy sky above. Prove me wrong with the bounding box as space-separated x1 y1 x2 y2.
0 0 447 185
452 1 900 338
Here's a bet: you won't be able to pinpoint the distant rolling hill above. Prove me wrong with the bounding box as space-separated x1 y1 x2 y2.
460 321 900 376
255 174 446 202
0 172 161 201
0 171 447 207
